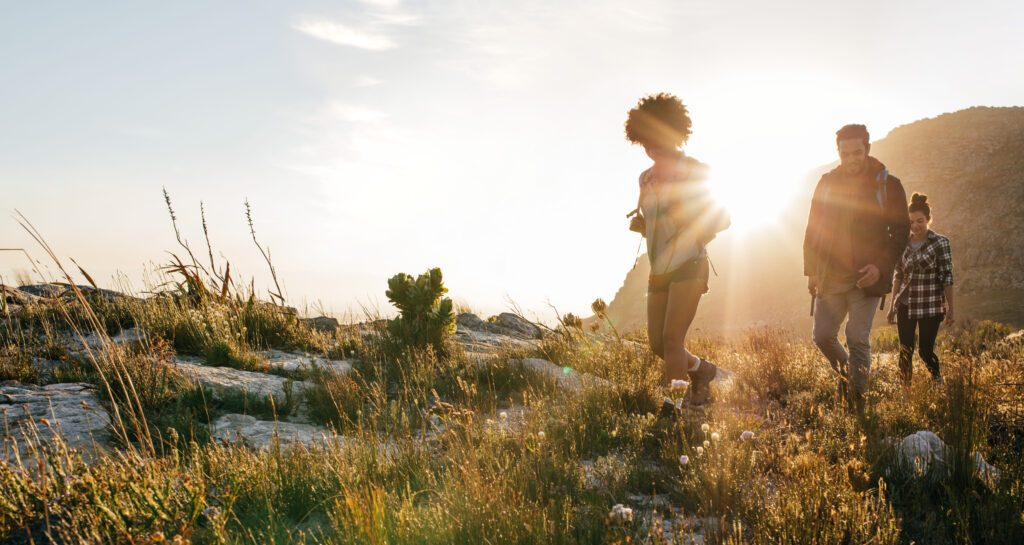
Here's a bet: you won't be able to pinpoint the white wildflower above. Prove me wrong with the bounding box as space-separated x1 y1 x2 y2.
679 455 690 465
701 423 710 433
696 446 704 456
741 430 755 441
670 379 690 389
609 503 633 522
537 431 546 439
711 432 721 442
499 411 508 421
703 440 710 450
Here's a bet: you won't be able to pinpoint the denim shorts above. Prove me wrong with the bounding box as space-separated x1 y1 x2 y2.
648 256 709 294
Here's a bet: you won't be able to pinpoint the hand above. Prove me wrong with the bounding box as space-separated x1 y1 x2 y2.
887 309 897 325
856 264 880 289
629 215 646 234
807 275 819 296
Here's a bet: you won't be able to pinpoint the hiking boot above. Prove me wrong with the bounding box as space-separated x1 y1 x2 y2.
658 398 679 421
687 359 718 406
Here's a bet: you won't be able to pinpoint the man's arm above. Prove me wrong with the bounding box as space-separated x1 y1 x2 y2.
803 176 828 280
888 260 904 321
882 177 910 276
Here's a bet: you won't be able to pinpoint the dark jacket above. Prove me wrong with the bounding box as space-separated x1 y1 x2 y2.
803 156 910 296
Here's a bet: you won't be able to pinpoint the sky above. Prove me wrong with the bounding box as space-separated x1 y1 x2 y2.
2 0 1022 322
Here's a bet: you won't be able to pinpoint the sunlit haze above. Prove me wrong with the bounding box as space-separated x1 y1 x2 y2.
2 1 1022 322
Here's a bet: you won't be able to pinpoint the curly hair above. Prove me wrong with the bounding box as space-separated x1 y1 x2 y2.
624 93 692 149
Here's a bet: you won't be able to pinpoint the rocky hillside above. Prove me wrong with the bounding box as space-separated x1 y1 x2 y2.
602 106 1024 333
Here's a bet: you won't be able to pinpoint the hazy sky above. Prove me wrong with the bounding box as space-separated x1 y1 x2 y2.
2 1 1022 321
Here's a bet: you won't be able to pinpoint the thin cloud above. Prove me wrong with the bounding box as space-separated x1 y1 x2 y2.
371 12 419 26
357 0 402 9
293 17 398 51
327 101 387 122
354 75 384 87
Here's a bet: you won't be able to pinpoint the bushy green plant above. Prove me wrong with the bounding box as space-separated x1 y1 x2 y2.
943 319 1015 356
385 268 456 354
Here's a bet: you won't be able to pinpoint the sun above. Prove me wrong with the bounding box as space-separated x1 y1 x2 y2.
707 157 802 233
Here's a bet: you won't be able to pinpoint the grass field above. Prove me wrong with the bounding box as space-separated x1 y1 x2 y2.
2 277 1023 544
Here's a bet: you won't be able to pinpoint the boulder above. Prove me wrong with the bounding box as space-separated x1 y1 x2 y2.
897 430 949 475
301 316 340 332
487 313 543 340
894 430 1000 485
456 313 485 330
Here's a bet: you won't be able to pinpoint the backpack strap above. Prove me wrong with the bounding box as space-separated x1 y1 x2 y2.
875 169 889 208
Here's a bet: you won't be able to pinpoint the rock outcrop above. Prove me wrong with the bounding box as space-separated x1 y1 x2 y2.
1 383 111 461
211 414 340 450
172 359 308 402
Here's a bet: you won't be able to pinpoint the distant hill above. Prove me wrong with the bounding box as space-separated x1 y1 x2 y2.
600 106 1024 335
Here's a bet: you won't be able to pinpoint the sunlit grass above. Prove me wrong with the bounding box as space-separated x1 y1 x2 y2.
2 241 1023 543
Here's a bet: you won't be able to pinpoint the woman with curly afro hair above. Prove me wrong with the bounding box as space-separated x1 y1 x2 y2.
625 93 730 408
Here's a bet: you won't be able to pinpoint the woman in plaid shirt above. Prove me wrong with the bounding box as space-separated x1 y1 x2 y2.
887 193 955 384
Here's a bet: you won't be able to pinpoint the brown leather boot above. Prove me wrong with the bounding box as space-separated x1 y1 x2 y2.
688 359 718 406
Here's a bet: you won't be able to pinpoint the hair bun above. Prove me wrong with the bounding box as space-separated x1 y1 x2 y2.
911 193 928 204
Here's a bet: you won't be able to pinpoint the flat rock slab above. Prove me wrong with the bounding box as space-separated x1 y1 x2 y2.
173 359 308 401
517 358 611 392
61 328 148 356
0 382 111 460
456 328 541 353
211 414 340 450
1 285 43 306
456 312 544 340
261 349 351 375
12 284 66 298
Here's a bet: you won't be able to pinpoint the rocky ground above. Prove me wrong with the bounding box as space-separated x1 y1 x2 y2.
3 283 1019 544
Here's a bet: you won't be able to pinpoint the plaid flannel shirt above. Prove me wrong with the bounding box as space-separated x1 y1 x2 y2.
893 230 953 319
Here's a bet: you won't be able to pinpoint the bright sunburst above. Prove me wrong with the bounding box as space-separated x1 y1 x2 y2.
708 156 804 233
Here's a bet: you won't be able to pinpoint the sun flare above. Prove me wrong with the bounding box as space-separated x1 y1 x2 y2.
708 158 804 233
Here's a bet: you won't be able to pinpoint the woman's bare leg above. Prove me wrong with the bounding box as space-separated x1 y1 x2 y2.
662 278 704 383
647 290 668 360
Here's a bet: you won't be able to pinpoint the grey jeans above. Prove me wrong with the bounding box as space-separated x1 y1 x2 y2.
812 288 881 401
